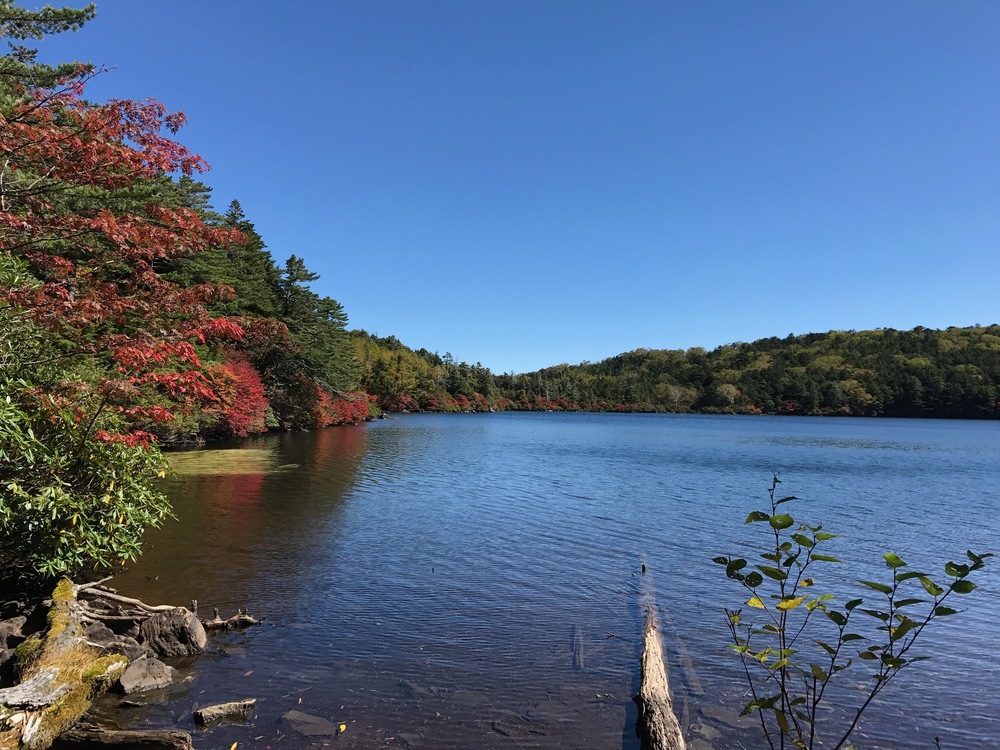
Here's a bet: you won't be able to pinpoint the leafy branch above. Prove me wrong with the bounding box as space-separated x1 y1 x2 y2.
713 475 991 750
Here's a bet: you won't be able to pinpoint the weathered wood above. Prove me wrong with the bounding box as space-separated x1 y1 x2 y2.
199 608 260 631
634 562 686 750
50 725 192 750
0 580 128 750
193 698 255 725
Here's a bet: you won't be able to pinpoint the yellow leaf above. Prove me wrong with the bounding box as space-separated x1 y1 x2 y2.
156 470 166 478
103 495 110 504
71 514 78 525
777 595 808 611
109 481 115 491
746 596 766 609
230 743 238 750
339 724 347 733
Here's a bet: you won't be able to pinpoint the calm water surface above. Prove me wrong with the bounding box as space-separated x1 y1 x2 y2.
102 414 1000 750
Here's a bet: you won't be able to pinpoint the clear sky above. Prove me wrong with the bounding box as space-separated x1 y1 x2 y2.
33 1 1000 374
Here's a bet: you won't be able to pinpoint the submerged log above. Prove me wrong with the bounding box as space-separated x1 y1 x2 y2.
634 563 686 750
0 580 128 750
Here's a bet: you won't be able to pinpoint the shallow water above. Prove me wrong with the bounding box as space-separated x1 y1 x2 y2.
101 413 1000 749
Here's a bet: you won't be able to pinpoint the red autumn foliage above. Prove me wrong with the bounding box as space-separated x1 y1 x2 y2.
1 69 246 440
313 389 370 427
218 357 270 437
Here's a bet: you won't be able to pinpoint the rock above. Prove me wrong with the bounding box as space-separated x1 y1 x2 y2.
0 616 26 648
0 648 16 688
85 621 152 661
193 698 256 725
282 709 342 736
137 608 206 657
118 657 177 694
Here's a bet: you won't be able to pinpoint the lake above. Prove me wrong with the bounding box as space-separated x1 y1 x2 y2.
100 413 1000 750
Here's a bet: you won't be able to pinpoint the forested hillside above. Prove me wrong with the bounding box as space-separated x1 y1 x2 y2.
0 4 364 574
358 327 1000 419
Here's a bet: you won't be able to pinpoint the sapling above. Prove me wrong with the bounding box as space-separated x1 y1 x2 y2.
713 475 991 750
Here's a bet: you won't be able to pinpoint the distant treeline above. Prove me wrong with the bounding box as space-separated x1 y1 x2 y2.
354 326 1000 419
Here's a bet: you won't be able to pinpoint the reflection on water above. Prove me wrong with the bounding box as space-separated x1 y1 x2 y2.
100 415 1000 750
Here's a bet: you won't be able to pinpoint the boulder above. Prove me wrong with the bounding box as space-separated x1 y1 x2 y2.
118 658 176 694
84 621 152 661
137 609 206 657
282 710 342 736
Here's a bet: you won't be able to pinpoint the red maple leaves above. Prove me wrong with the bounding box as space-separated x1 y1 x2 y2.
1 68 246 439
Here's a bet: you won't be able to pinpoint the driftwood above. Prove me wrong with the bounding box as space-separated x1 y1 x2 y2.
50 724 192 750
199 608 260 631
634 564 686 750
193 698 255 725
0 580 129 750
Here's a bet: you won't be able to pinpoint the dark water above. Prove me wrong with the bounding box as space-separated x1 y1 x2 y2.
101 413 1000 750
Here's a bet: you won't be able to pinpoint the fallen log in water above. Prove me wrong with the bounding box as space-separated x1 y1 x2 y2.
634 564 686 750
49 725 192 750
199 608 260 631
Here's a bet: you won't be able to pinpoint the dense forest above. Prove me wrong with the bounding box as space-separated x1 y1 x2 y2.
2 2 999 580
355 326 1000 419
0 3 367 576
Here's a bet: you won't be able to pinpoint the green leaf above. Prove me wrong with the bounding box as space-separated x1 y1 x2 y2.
773 707 790 733
815 639 836 656
711 556 729 566
775 495 798 506
810 663 829 681
745 571 764 587
859 580 893 594
951 580 976 594
859 609 890 622
814 532 838 541
933 606 960 616
893 598 925 608
811 554 841 563
841 633 866 642
919 576 945 596
944 561 970 577
883 552 907 569
757 565 788 581
890 617 919 640
769 514 794 530
791 533 815 548
746 510 770 524
825 610 847 627
845 598 863 611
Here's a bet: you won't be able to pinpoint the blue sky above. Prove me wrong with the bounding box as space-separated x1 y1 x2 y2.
35 1 1000 374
